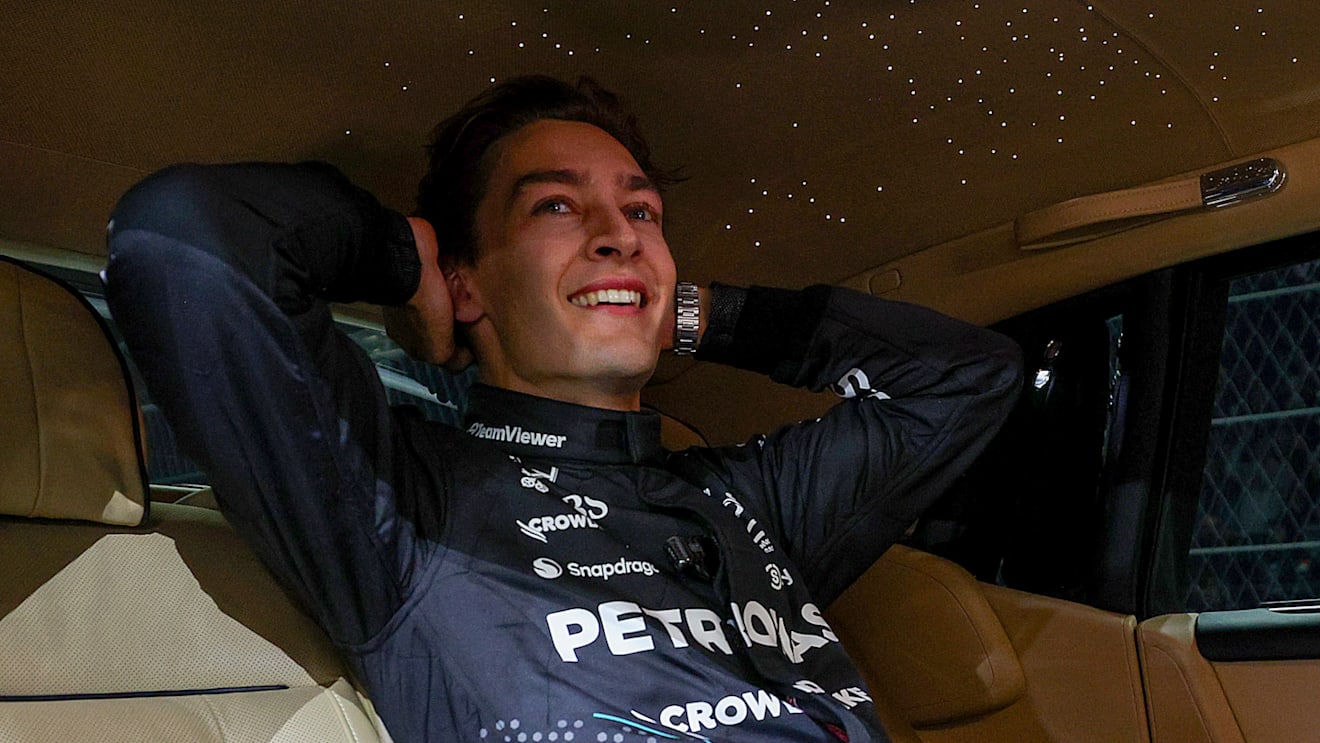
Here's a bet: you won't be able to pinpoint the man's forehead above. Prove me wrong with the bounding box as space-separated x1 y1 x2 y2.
495 119 650 188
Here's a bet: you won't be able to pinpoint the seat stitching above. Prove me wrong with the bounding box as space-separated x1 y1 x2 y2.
198 693 231 742
329 688 363 743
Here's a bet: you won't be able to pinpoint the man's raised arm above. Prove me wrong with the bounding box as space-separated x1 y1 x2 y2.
679 283 1023 605
104 162 440 645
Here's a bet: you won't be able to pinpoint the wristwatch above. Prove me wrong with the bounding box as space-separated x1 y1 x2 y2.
673 281 700 356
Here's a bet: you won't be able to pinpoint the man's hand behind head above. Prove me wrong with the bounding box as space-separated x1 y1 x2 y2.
383 217 474 371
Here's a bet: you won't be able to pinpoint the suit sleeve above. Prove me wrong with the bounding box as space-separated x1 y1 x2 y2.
104 161 435 645
685 284 1023 605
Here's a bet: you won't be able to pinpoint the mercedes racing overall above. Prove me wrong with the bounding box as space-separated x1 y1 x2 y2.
105 162 1022 742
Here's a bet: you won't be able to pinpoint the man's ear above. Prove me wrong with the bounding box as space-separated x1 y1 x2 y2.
446 264 485 324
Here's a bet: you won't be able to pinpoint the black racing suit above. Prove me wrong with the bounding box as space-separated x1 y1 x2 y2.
104 162 1022 743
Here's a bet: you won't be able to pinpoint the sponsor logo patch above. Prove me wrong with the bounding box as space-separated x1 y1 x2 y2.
596 683 873 740
656 690 804 735
534 556 660 581
830 367 891 400
793 680 874 710
706 489 775 554
520 465 558 492
600 688 804 738
517 494 609 543
765 563 794 590
532 557 563 579
467 421 567 449
545 599 837 664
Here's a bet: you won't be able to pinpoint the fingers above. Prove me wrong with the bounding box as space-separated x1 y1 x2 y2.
406 217 439 265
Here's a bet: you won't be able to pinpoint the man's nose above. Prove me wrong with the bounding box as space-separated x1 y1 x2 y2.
586 208 641 260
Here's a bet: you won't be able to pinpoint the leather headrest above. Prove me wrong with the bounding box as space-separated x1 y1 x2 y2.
826 544 1026 727
656 410 708 450
0 258 146 525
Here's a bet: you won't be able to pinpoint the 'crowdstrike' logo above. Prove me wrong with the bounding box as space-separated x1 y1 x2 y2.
467 421 567 449
518 494 609 543
533 557 563 579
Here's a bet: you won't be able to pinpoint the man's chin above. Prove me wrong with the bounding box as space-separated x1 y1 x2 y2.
580 347 662 386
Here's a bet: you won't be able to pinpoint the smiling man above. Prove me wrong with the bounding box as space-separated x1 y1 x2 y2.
105 76 1021 742
440 118 676 408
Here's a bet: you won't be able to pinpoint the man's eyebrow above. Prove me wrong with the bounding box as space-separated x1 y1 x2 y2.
506 169 659 208
620 173 659 196
507 169 583 208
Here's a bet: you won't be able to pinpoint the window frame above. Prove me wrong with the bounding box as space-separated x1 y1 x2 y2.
1145 231 1320 616
915 229 1320 620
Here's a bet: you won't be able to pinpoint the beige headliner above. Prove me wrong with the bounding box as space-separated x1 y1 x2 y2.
4 1 1319 442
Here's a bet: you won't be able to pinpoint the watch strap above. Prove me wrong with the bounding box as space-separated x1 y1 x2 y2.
673 281 700 355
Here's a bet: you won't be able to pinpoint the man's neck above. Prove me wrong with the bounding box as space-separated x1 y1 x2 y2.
477 371 645 412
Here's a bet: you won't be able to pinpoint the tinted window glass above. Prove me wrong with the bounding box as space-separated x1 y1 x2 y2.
1188 258 1320 611
339 323 474 424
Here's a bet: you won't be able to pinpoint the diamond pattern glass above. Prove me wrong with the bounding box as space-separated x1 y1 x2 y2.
1187 258 1320 611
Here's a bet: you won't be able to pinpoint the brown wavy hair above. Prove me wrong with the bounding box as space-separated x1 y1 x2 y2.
415 75 679 266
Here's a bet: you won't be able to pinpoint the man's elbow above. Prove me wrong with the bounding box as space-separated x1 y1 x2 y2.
105 164 252 326
108 164 225 249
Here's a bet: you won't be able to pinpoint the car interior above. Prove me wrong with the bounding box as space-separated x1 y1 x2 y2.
4 2 1320 741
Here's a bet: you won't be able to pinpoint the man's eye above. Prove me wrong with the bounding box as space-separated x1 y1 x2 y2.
533 198 572 215
625 204 660 223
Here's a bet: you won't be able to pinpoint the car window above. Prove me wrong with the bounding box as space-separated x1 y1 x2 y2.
133 318 474 486
907 278 1135 607
140 319 476 486
1187 257 1320 611
336 323 474 425
914 240 1320 618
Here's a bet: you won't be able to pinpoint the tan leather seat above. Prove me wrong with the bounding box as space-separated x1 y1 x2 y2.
828 544 1150 743
0 258 385 742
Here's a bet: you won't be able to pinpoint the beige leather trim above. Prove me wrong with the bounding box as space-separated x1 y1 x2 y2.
1015 179 1203 250
0 533 315 695
1136 614 1245 743
354 689 400 743
0 503 350 685
266 681 381 743
0 683 382 743
100 489 145 524
827 545 1024 727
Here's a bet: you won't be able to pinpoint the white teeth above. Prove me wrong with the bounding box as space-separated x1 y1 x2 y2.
570 289 643 307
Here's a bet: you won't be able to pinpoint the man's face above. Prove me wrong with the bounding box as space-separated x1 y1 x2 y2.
454 119 677 410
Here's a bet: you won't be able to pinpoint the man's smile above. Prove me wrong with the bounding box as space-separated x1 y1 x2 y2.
567 278 650 310
570 288 643 307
